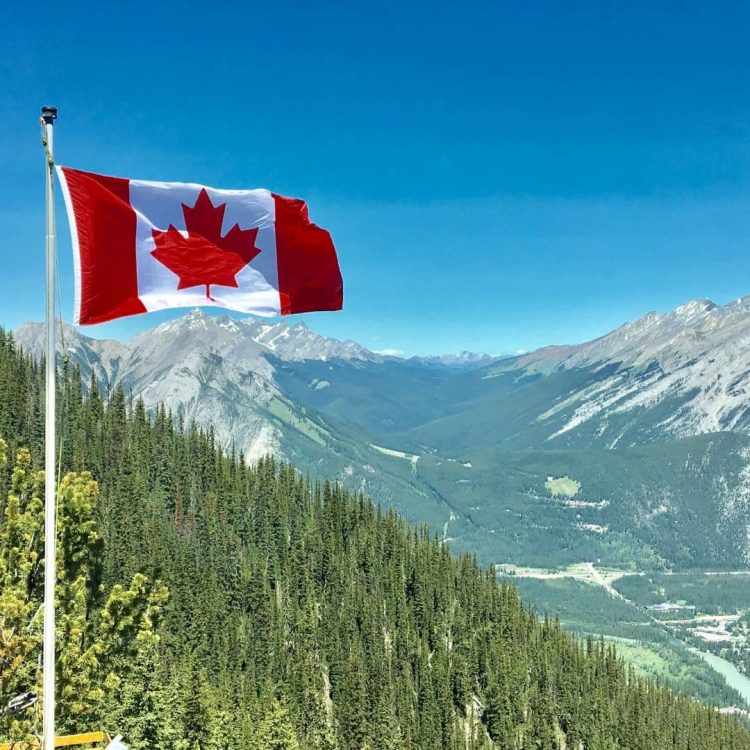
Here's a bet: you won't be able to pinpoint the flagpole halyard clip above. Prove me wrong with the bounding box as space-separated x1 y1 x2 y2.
40 124 53 167
40 108 57 167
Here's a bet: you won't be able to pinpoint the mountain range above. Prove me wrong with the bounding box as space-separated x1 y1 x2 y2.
14 296 750 571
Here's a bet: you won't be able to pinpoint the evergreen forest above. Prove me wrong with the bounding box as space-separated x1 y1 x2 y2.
1 328 750 749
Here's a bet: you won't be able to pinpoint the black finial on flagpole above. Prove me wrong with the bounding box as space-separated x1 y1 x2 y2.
41 106 58 124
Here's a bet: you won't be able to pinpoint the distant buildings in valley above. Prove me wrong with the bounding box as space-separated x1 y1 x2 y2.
496 564 518 576
647 602 697 619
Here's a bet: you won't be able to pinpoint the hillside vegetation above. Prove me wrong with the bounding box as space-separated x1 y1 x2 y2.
1 329 750 749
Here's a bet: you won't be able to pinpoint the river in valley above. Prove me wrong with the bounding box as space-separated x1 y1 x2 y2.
690 648 750 705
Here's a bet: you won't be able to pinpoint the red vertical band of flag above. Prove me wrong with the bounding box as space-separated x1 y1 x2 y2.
273 194 343 315
59 168 145 325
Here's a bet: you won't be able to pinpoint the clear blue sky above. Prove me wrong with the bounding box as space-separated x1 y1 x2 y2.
2 1 750 355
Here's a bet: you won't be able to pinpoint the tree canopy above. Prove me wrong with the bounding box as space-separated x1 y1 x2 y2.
1 328 749 749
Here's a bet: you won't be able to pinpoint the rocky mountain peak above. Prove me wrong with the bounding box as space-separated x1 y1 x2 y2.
672 299 718 320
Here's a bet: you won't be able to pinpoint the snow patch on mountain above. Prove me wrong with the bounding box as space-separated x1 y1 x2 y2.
411 351 506 369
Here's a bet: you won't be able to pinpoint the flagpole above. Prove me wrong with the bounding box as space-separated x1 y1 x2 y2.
40 104 58 750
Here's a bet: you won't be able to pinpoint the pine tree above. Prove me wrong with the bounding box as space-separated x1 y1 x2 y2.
0 439 166 740
250 697 300 750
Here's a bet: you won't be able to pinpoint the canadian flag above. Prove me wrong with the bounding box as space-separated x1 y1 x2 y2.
56 167 343 325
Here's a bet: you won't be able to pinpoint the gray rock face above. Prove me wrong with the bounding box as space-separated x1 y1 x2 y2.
13 309 380 463
508 297 750 444
15 296 750 462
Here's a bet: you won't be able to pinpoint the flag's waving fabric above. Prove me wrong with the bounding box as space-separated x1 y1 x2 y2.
56 167 343 325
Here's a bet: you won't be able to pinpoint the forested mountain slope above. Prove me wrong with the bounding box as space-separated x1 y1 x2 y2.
1 329 750 749
15 304 750 574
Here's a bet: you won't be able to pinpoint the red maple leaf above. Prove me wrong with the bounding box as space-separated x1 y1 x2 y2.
151 189 261 300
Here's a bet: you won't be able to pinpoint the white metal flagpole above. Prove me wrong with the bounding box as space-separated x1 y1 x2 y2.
40 104 58 750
